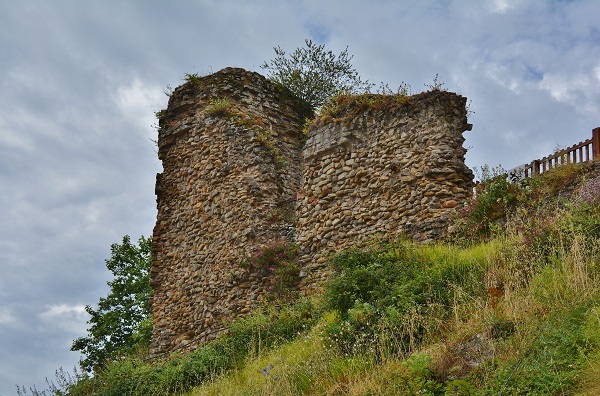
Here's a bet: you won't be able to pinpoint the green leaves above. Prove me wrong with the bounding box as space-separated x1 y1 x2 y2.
71 235 152 372
324 243 487 357
261 39 372 109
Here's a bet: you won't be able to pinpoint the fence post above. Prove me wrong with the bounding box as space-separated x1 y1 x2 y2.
593 127 600 160
532 159 541 176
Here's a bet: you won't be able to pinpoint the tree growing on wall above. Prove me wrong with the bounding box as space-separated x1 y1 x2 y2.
261 39 372 109
71 235 152 372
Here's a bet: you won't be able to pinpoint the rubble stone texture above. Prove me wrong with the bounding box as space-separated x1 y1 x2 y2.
150 68 310 354
297 91 474 285
150 67 474 356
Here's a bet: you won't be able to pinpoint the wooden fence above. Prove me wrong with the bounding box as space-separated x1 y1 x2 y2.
474 127 600 192
523 127 600 178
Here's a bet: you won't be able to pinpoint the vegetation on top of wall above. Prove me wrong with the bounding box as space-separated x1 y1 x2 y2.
261 39 372 110
312 76 460 126
424 73 447 92
294 73 471 141
168 67 310 168
180 67 314 123
183 72 203 86
319 92 414 121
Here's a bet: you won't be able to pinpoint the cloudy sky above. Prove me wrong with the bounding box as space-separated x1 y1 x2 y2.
1 0 600 393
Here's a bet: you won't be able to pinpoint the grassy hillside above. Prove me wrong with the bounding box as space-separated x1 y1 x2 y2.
31 162 600 395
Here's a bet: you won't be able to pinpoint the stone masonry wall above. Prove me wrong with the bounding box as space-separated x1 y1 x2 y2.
150 68 311 355
150 68 474 356
297 91 473 283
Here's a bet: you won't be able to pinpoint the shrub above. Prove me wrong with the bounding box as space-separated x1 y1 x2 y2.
392 353 445 394
326 244 484 317
58 298 320 396
453 162 594 244
324 243 486 358
261 39 372 110
528 162 585 198
241 240 302 300
454 166 519 241
183 72 202 86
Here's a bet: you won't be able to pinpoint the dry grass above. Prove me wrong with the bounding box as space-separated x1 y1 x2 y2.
70 163 600 396
187 314 335 396
185 222 600 395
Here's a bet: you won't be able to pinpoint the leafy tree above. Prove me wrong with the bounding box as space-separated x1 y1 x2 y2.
261 39 372 109
71 235 152 372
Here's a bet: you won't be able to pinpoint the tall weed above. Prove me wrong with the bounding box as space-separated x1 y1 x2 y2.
324 243 487 359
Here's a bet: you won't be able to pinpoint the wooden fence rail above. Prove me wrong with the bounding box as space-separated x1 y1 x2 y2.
473 127 599 195
523 127 600 178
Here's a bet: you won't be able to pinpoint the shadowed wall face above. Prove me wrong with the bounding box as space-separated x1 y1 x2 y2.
150 68 309 354
150 68 473 356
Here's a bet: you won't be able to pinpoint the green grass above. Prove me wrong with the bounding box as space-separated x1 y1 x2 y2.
185 228 599 395
26 163 600 395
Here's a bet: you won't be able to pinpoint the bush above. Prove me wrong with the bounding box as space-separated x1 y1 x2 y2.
61 298 321 396
261 39 372 109
454 166 519 241
241 240 302 300
453 162 598 244
326 244 484 318
324 243 486 358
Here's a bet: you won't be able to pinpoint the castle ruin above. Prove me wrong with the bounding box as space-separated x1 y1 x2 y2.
150 67 473 355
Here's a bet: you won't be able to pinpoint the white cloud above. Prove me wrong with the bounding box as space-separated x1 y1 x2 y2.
594 64 600 83
539 74 572 102
40 304 87 320
501 129 526 144
478 62 523 94
2 0 600 393
538 72 600 114
0 307 17 326
39 304 88 333
487 0 523 14
114 77 167 133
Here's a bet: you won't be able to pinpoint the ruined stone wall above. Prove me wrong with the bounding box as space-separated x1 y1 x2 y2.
150 68 311 354
297 92 473 282
150 67 474 356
